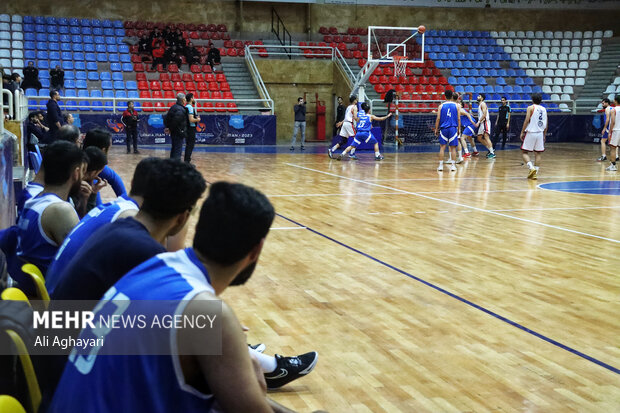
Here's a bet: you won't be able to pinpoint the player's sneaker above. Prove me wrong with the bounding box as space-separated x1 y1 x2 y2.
463 153 471 158
450 163 457 172
300 145 305 151
264 352 318 390
328 149 333 159
596 155 607 161
616 157 619 162
527 168 537 179
290 146 294 151
606 164 618 171
487 152 496 158
336 154 342 161
375 155 384 161
249 343 266 353
437 164 444 171
349 154 359 160
472 151 480 157
456 157 464 164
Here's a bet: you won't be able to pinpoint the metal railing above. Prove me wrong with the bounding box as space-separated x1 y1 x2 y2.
368 98 577 114
244 45 275 113
333 47 356 88
24 96 274 113
271 8 292 59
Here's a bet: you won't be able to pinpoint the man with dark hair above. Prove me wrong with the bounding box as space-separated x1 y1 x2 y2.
598 98 612 162
121 101 139 154
434 90 461 171
63 113 74 125
49 182 315 413
50 65 65 91
12 141 83 293
185 42 200 67
330 95 358 159
56 124 80 145
206 42 221 70
328 96 347 157
164 93 189 160
26 111 49 148
607 94 620 171
290 97 306 151
185 92 200 163
21 61 42 91
475 93 496 158
337 102 390 161
46 157 160 296
493 96 511 149
46 90 64 141
519 93 547 179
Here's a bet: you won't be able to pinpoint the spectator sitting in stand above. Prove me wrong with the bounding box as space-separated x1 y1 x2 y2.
185 42 200 67
206 43 221 71
152 42 167 70
26 111 49 150
50 65 65 92
166 45 182 68
22 61 42 91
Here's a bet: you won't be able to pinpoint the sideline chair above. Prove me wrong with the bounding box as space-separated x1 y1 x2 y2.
1 288 30 305
2 329 41 413
0 395 27 413
20 264 49 308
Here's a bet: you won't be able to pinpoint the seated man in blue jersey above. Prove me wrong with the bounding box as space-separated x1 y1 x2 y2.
48 182 318 413
12 141 84 295
434 90 461 172
82 128 127 211
336 102 391 161
45 157 159 295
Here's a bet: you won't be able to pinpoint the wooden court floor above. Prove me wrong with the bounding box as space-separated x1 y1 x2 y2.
105 143 620 412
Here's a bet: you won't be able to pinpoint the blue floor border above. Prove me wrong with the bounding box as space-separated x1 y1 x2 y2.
276 212 620 376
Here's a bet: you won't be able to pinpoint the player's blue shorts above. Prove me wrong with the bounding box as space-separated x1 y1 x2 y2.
439 127 459 146
603 129 609 140
462 124 476 137
352 131 377 147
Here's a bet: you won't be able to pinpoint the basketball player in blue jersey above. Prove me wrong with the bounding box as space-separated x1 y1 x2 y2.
434 90 461 172
12 141 84 295
336 102 391 161
45 157 159 295
598 98 612 162
48 182 312 413
456 93 478 159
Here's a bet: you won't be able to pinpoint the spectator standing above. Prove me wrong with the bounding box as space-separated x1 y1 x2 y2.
164 93 189 160
22 61 42 91
121 101 140 154
50 65 65 91
206 43 221 70
493 96 511 149
290 97 307 151
184 93 200 164
46 90 64 142
334 96 344 136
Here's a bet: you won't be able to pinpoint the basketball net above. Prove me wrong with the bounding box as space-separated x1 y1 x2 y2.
393 56 407 77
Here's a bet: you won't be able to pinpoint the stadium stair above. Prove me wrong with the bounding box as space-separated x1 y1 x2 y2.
576 38 620 111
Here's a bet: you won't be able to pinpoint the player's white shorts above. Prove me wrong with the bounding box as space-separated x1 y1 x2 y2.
339 122 356 138
477 118 491 136
610 130 620 147
521 131 545 152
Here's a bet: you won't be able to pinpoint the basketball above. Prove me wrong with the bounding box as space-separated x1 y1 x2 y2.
418 25 426 34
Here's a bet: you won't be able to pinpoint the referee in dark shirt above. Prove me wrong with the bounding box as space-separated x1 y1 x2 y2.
493 96 511 149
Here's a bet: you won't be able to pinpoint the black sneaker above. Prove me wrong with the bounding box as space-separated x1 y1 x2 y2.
597 155 607 162
300 145 305 151
290 146 294 151
134 149 140 154
126 148 131 154
264 352 318 390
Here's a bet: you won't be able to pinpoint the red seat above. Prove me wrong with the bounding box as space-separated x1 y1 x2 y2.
171 73 182 82
319 27 329 35
374 67 383 76
185 82 196 92
190 64 201 73
206 24 216 32
329 27 338 35
142 102 153 112
227 48 237 57
405 84 414 93
136 73 147 81
215 73 226 82
369 75 379 84
134 63 145 72
429 76 438 85
211 32 221 41
202 65 212 73
137 81 149 90
425 85 435 93
353 50 362 59
258 48 268 58
193 74 204 82
223 40 233 48
201 32 210 40
409 77 419 85
212 91 222 99
197 91 210 99
395 84 405 93
155 102 166 112
181 73 192 82
418 76 428 84
129 45 138 53
204 102 214 112
220 83 230 92
149 81 161 91
384 67 394 76
197 82 208 91
226 102 238 112
399 76 408 85
374 84 385 93
164 91 175 99
215 102 226 112
168 64 179 73
159 73 170 82
358 58 366 68
139 91 151 98
223 91 233 99
131 54 141 63
173 81 184 90
343 35 352 43
439 77 448 85
217 24 227 32
162 81 173 91
189 31 199 39
378 75 388 84
152 91 163 99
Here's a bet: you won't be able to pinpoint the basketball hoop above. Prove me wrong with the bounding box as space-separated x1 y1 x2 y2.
393 56 407 77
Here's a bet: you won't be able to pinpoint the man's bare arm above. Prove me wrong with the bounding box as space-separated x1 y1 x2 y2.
41 202 79 245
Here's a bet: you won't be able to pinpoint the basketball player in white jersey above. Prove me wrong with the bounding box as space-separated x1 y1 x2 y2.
519 93 548 179
329 95 358 159
476 94 496 158
606 95 620 171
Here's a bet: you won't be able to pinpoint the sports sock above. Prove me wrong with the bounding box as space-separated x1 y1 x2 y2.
331 144 338 151
458 149 462 157
489 147 495 154
248 347 278 373
439 160 443 166
527 161 534 169
375 151 380 157
350 148 356 155
472 145 478 152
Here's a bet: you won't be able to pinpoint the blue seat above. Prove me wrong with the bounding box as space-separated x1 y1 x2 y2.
103 90 114 98
454 85 465 93
504 85 514 93
49 16 59 24
72 43 83 52
491 93 501 101
78 90 89 98
58 25 69 35
24 32 35 41
99 71 112 81
467 76 476 85
36 50 48 59
110 63 122 72
84 44 95 52
23 16 34 24
104 28 114 37
119 54 131 63
525 78 535 86
442 61 454 69
452 61 463 69
35 24 45 33
58 17 68 26
476 77 486 85
506 69 516 77
93 27 103 36
107 44 118 53
38 88 50 97
472 61 482 69
83 35 93 43
74 52 85 61
126 80 137 90
474 85 484 94
515 78 524 86
513 85 523 93
96 53 107 62
451 69 460 77
484 85 494 94
48 33 59 42
85 52 96 61
113 20 123 28
24 50 36 59
115 28 125 36
127 90 139 99
95 44 106 53
63 89 76 97
122 63 133 72
90 90 102 97
76 80 87 89
115 90 127 98
496 77 506 86
64 80 76 89
479 69 489 77
24 41 35 50
112 72 123 81
61 51 72 60
108 54 119 63
68 17 79 26
488 103 498 112
497 69 507 77
60 42 71 51
509 61 520 69
494 85 504 93
74 62 86 70
88 72 99 81
49 43 60 51
38 70 49 79
91 19 102 27
428 53 438 60
50 61 61 69
78 100 90 111
70 26 80 35
92 101 103 112
81 18 91 27
104 101 115 112
25 88 37 96
75 71 87 80
65 100 77 111
463 61 472 69
523 85 533 93
94 36 104 44
62 61 73 70
101 80 113 90
38 61 49 69
532 85 542 93
49 51 60 60
435 61 445 69
25 24 36 33
457 77 467 85
464 85 474 93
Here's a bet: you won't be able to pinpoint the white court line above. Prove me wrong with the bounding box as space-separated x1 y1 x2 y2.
271 226 307 230
490 205 620 212
267 189 534 198
285 163 620 244
367 175 615 182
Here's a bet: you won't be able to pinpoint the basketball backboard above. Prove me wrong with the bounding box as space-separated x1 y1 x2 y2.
367 26 425 65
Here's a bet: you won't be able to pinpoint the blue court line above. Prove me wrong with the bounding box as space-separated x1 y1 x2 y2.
275 212 620 376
